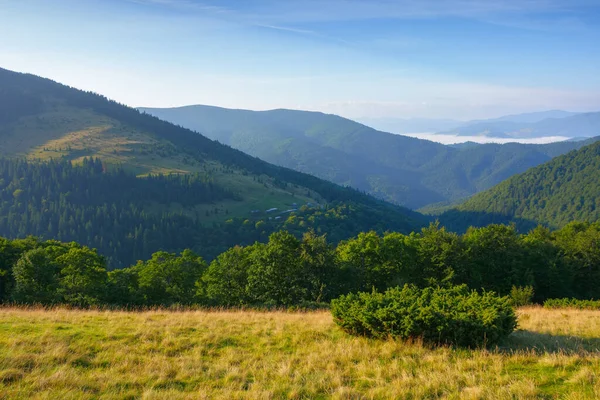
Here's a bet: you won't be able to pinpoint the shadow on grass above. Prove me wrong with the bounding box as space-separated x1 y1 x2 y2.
499 329 600 355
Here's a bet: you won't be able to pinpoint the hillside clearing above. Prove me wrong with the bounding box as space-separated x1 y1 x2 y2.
0 307 599 399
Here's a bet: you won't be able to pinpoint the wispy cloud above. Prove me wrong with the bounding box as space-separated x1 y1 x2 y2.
131 0 595 22
124 0 595 38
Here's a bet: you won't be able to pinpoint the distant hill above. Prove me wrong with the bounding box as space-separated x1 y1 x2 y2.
140 105 598 209
441 140 600 230
0 67 425 266
442 112 599 139
471 110 580 124
355 117 464 133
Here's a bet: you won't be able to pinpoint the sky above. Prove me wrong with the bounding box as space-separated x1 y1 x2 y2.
2 0 600 120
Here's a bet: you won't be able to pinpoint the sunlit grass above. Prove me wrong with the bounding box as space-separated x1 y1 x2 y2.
0 307 599 399
1 105 319 222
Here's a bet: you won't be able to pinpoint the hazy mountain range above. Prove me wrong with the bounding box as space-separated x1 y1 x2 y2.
140 105 599 209
443 112 600 139
359 110 597 141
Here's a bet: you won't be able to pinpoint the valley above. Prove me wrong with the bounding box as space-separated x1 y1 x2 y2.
2 1 600 397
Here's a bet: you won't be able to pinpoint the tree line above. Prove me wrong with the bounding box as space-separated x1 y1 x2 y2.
1 221 599 306
0 157 423 269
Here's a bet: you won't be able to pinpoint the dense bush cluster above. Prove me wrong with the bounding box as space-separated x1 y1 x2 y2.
1 220 600 308
331 285 516 347
543 298 600 310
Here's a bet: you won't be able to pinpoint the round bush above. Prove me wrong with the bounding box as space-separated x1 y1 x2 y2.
331 284 517 348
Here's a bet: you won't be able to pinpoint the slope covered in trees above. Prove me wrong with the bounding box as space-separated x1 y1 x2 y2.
0 68 425 265
140 105 598 209
441 141 600 230
0 157 424 267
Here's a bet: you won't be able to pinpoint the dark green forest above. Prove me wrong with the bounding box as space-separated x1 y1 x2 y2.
0 157 423 267
1 221 599 306
442 140 600 230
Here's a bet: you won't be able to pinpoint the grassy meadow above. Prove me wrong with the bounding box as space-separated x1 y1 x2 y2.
1 307 599 399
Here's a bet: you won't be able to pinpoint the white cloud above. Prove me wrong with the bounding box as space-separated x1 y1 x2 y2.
398 133 571 145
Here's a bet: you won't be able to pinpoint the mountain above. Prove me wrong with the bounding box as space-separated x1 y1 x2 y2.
355 117 464 133
442 112 599 139
472 110 580 124
359 111 579 135
0 67 425 266
139 105 598 209
441 140 600 230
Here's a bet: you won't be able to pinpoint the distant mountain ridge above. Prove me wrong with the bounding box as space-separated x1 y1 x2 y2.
442 111 599 139
140 104 599 209
356 117 464 134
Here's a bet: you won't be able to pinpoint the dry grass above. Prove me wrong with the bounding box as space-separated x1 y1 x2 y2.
0 307 599 399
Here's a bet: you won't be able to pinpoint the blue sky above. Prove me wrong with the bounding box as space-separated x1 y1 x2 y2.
2 0 600 120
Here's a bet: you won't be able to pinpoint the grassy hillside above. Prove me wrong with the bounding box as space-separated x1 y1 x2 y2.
140 105 597 209
0 68 425 265
442 141 600 230
1 307 600 399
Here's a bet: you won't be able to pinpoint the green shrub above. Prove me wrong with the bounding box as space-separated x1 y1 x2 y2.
510 285 534 307
543 298 600 310
331 285 516 348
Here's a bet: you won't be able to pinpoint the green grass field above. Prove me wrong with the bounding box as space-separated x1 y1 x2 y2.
1 307 599 399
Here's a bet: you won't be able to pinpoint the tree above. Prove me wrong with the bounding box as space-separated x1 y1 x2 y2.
12 246 65 303
0 236 39 301
416 223 463 287
522 226 571 300
106 267 140 306
202 245 253 306
299 230 338 302
137 250 207 305
554 222 600 299
247 231 305 305
462 224 528 295
336 231 386 292
56 246 108 306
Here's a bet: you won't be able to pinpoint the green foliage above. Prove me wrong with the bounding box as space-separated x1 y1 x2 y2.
444 141 600 230
543 298 600 310
461 224 530 295
57 246 107 306
1 220 600 308
331 285 517 347
510 286 534 307
106 267 140 306
12 246 64 304
247 232 306 305
137 250 207 305
201 246 253 306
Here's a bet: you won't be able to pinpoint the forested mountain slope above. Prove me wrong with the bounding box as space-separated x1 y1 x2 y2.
140 105 598 209
441 140 600 230
0 68 425 266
